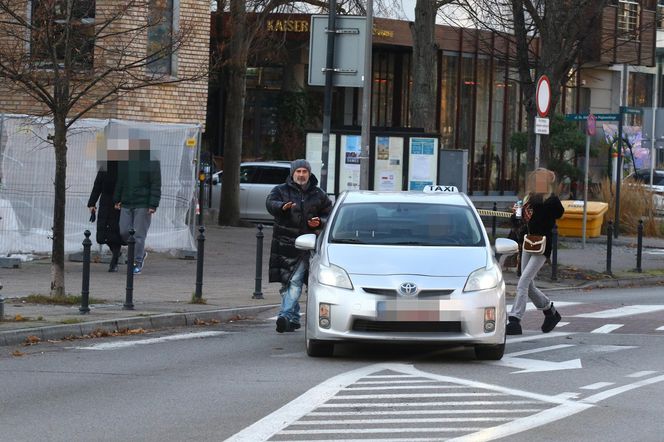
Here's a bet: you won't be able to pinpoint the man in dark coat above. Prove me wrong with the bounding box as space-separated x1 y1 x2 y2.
266 159 332 333
87 161 122 272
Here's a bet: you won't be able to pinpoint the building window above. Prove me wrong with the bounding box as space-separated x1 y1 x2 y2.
30 0 96 69
617 0 639 37
658 0 664 29
147 0 175 75
371 51 395 127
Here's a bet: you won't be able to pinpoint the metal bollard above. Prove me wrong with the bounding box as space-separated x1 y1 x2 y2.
606 221 613 275
198 170 205 226
80 230 92 314
551 224 558 281
124 229 135 310
252 224 264 299
636 219 643 273
0 277 4 321
491 202 497 240
194 226 206 300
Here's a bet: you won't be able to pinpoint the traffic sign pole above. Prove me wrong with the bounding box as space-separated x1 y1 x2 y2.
534 76 551 171
582 113 596 248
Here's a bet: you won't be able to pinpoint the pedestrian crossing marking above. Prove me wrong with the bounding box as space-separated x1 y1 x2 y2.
657 326 664 331
627 371 658 378
590 324 624 334
580 382 614 390
574 305 664 319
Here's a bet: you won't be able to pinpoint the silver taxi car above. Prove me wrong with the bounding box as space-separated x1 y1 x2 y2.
295 186 519 360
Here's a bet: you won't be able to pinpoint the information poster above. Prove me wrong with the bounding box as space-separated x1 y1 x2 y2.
373 136 404 191
340 135 361 191
305 132 337 193
408 137 438 190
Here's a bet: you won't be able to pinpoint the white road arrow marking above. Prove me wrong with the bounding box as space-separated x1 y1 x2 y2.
491 356 582 374
575 304 664 318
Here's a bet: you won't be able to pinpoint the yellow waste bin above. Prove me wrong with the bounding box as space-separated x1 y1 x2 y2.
557 200 609 238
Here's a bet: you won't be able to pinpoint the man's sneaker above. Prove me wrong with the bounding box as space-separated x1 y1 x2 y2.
286 321 301 332
506 316 522 335
276 316 289 333
541 304 561 333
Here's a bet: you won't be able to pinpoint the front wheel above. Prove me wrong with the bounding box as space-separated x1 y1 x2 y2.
474 343 505 360
306 338 334 357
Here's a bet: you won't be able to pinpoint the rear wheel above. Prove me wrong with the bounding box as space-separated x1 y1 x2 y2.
474 342 505 360
306 338 334 357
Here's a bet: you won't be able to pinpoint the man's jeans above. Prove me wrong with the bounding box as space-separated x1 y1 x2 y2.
119 208 152 264
278 259 306 325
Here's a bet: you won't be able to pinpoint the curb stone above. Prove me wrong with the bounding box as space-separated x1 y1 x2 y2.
0 304 279 347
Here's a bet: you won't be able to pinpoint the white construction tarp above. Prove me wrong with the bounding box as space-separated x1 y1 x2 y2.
0 115 200 254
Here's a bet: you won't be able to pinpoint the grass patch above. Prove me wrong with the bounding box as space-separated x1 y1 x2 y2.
23 294 106 305
60 318 84 324
190 293 207 304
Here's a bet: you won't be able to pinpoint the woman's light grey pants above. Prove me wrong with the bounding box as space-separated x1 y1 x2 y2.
509 249 552 320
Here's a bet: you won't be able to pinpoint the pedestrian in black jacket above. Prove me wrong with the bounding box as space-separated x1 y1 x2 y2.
506 189 565 335
266 159 332 333
87 161 122 272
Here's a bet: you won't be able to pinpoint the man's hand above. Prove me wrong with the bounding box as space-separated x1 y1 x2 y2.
114 202 121 210
307 217 321 228
282 201 295 211
148 208 156 214
88 206 96 213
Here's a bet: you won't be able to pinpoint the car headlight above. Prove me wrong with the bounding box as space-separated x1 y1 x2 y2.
463 265 500 292
318 263 353 290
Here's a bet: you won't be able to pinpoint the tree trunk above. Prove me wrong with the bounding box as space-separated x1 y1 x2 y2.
409 0 437 132
218 0 247 226
50 113 67 296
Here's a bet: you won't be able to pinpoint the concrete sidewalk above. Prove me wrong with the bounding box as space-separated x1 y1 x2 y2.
1 224 663 347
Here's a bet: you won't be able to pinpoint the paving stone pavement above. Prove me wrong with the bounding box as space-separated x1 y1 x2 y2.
1 224 663 346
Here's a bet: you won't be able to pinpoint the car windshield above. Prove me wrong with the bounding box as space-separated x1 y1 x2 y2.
329 202 485 246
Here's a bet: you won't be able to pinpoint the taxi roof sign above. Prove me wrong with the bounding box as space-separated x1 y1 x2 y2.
423 185 459 193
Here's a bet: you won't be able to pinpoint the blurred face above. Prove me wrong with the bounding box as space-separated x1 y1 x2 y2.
293 167 310 185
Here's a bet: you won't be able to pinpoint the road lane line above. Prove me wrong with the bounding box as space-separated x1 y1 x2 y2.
505 344 575 357
343 385 467 390
556 321 570 327
333 392 505 399
590 324 624 333
582 373 664 404
279 427 484 435
70 331 227 350
315 400 543 408
291 417 512 424
657 326 664 331
580 382 614 390
575 305 664 318
507 332 573 343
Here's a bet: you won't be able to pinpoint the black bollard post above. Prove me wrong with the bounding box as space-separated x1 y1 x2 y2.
124 229 135 310
491 202 497 241
606 221 613 275
194 226 206 300
636 219 643 273
0 278 4 321
551 223 558 281
197 170 205 226
80 230 92 314
252 224 264 299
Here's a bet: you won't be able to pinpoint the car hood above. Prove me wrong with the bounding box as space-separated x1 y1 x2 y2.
326 244 489 277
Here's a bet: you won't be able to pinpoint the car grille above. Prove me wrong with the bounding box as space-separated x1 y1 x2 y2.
352 320 462 333
362 288 454 298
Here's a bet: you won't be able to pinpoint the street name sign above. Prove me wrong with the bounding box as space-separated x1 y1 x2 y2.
619 106 642 115
565 113 619 122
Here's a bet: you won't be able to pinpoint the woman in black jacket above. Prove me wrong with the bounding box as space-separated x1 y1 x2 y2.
87 162 122 272
506 190 565 335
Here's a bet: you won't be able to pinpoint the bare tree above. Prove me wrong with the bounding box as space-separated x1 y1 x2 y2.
0 0 206 296
409 0 457 132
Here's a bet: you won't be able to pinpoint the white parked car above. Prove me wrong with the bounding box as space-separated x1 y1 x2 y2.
295 186 519 359
210 162 291 222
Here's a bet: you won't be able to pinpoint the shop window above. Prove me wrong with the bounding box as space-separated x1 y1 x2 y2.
147 0 176 76
371 51 395 127
30 0 95 69
617 0 639 38
658 0 664 29
246 67 283 90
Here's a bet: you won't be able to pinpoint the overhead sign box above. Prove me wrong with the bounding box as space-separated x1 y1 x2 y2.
308 16 367 88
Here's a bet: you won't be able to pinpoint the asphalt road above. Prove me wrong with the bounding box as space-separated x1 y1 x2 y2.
1 286 664 442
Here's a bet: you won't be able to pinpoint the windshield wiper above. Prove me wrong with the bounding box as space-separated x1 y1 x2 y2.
331 238 365 244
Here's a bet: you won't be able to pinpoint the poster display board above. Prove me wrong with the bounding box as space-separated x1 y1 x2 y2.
305 132 337 193
373 136 404 191
407 137 438 190
340 134 362 191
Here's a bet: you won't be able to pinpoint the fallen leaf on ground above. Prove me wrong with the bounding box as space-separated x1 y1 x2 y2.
12 350 25 357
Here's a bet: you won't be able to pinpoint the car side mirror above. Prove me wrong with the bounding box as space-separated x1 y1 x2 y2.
494 238 519 256
295 234 316 250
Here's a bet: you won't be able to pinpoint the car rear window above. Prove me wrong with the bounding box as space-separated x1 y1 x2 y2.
330 202 485 247
255 167 290 184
